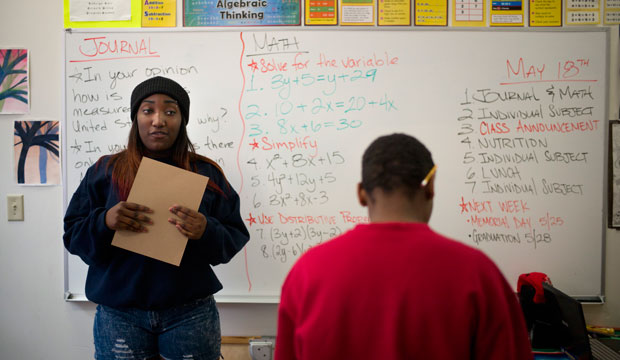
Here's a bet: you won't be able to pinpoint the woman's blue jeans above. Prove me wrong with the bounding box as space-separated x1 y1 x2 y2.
93 296 221 360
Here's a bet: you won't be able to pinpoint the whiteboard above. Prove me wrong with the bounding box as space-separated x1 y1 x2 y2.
63 29 609 302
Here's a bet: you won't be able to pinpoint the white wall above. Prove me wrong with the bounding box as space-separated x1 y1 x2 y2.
0 1 617 359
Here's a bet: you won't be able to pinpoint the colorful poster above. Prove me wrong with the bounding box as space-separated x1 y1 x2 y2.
341 0 375 24
414 0 448 25
452 0 485 26
529 0 562 26
0 49 29 115
64 0 141 27
378 0 411 25
142 0 177 26
490 0 524 25
604 0 620 24
184 0 301 26
305 0 338 24
14 121 60 185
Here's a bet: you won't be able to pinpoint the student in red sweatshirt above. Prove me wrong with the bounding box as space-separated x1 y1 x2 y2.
275 133 533 360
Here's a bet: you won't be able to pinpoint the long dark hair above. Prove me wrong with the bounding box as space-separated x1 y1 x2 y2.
102 119 226 201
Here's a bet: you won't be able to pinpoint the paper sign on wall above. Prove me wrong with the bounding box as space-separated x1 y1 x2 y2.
341 0 375 25
490 0 524 26
414 0 448 25
452 0 486 26
63 0 141 28
566 0 600 24
605 0 620 24
529 0 562 26
70 0 131 21
142 0 176 27
305 0 338 24
378 0 412 25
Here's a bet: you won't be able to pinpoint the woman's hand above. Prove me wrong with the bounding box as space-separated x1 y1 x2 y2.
168 205 207 240
105 202 153 232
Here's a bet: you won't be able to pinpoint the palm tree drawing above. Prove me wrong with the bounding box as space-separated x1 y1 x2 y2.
14 121 59 184
0 49 28 113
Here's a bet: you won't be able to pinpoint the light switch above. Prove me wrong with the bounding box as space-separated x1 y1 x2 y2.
7 194 24 221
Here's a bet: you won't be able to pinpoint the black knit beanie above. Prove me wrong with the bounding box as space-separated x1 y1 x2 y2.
130 76 190 123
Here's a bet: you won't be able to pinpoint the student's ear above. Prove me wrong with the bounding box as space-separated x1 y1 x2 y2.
357 183 368 207
424 173 435 200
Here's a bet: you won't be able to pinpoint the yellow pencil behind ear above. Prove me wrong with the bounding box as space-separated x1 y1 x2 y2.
421 165 437 187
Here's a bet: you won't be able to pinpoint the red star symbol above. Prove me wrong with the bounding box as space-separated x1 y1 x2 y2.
459 196 469 214
248 60 258 71
245 213 257 226
249 139 259 150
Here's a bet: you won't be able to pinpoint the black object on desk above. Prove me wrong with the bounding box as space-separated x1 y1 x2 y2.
520 283 620 360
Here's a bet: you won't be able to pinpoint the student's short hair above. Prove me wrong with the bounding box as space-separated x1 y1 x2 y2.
361 133 434 196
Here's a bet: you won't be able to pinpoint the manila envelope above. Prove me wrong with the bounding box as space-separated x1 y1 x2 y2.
111 157 209 266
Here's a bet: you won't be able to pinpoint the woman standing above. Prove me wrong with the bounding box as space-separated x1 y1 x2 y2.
64 76 249 360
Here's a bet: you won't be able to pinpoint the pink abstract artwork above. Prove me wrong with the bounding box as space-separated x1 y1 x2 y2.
1 49 29 114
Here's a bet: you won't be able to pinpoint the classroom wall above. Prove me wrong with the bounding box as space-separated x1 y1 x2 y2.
0 1 617 359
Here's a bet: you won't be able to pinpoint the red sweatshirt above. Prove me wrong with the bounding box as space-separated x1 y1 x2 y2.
275 222 533 360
